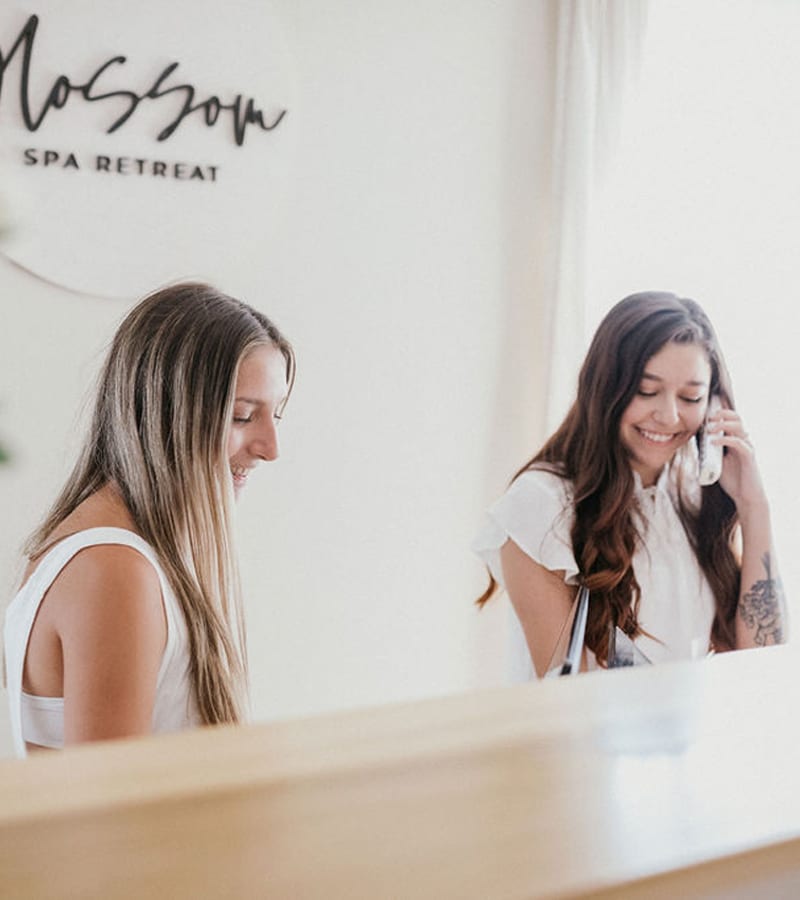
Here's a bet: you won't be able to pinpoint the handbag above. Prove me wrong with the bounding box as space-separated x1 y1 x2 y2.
545 585 652 677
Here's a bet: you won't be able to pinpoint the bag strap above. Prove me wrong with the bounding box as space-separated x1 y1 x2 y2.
560 585 590 675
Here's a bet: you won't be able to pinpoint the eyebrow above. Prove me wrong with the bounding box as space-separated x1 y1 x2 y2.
641 372 708 387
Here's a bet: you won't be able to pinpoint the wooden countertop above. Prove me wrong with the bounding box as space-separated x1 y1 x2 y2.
1 644 798 898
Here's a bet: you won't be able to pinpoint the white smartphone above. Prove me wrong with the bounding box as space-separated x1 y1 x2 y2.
698 395 723 486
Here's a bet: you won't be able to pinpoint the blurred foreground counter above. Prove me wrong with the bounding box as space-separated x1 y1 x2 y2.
1 645 799 899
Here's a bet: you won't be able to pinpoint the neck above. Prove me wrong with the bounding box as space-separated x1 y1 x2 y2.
633 464 663 489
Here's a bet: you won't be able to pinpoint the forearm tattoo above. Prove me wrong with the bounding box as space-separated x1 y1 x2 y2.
738 553 785 646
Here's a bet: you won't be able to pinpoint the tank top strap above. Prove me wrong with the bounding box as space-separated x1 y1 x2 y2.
32 528 165 589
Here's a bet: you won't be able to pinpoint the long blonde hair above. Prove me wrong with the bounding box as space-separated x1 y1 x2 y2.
26 282 295 725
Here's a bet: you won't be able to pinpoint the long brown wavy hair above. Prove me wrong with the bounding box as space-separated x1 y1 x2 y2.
26 282 295 725
477 292 741 664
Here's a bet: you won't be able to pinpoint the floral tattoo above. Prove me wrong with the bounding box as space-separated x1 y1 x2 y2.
738 553 784 646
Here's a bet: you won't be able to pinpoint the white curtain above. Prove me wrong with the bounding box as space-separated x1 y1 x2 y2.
543 0 649 432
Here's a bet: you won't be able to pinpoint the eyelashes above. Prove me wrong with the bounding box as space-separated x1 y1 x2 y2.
233 414 283 424
636 390 704 404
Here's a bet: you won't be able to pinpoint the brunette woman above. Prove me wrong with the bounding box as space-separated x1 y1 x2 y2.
473 292 785 678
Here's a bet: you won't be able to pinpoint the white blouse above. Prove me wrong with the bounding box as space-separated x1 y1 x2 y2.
472 465 717 680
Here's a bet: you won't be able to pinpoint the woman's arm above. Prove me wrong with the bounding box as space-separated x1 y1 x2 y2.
499 538 579 677
47 545 167 744
736 505 785 648
711 409 787 648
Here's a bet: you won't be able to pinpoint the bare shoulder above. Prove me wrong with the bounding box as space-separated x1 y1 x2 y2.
45 543 166 640
42 544 169 743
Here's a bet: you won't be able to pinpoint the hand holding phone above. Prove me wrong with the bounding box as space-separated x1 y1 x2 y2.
698 395 723 486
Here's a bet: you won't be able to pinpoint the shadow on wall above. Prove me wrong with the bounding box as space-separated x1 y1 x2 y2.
1 423 12 758
1 178 14 466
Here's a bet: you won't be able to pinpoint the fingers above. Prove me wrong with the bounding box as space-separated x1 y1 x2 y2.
716 433 755 457
706 409 749 442
705 410 756 462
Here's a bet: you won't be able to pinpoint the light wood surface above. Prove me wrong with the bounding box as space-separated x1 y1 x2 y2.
1 644 798 898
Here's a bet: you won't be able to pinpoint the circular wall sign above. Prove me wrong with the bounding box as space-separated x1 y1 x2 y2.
0 2 295 298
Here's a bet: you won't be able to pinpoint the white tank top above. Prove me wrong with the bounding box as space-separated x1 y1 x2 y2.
3 527 199 757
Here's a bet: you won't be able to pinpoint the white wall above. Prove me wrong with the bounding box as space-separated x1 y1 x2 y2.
0 2 557 755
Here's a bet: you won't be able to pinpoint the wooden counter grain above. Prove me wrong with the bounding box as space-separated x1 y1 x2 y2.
1 644 798 898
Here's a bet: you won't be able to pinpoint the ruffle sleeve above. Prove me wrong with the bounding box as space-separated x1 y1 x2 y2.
472 468 579 588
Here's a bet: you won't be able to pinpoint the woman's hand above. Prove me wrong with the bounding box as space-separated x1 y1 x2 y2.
708 407 768 513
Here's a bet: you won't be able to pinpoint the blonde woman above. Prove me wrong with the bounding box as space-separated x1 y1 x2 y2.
4 283 295 756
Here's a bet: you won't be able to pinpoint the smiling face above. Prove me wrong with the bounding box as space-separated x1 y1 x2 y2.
226 343 289 497
619 340 711 487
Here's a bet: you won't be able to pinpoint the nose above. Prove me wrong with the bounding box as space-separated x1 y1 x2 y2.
652 394 680 427
251 418 280 462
